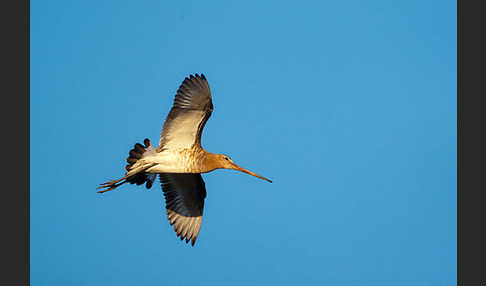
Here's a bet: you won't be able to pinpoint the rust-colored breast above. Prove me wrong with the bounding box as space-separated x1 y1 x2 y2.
179 146 210 173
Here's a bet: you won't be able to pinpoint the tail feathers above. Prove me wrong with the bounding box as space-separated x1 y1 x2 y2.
97 138 157 194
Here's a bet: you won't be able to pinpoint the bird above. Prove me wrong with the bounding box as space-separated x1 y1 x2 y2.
97 73 272 246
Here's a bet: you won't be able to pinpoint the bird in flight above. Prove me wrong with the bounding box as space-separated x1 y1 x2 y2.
97 73 272 246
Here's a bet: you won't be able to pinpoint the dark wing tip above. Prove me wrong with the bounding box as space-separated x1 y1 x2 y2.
171 73 212 112
187 73 206 81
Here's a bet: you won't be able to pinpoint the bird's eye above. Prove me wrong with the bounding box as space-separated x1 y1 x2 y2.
225 157 229 161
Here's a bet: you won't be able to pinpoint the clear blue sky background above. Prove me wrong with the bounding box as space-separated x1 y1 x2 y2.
31 1 456 285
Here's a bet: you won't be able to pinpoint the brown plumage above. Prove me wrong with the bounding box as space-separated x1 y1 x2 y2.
97 73 272 246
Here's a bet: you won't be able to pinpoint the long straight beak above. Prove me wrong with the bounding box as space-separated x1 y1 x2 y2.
232 164 272 183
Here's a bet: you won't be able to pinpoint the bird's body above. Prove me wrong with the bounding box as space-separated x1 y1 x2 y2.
133 147 222 174
140 147 207 174
98 73 271 246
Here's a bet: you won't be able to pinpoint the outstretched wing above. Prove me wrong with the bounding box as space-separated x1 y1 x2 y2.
158 74 213 151
160 173 207 246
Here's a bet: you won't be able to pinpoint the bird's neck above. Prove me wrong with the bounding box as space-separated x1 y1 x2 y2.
203 152 223 172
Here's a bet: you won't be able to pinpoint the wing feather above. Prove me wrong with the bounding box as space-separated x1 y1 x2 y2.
158 74 213 151
160 173 207 246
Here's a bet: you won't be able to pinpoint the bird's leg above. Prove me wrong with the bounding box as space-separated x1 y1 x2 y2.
97 177 128 193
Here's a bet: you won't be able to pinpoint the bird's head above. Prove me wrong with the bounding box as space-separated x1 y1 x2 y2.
211 154 272 183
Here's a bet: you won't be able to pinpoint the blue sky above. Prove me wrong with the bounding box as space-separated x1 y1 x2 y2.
31 1 456 285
